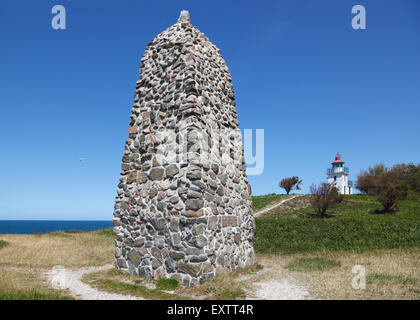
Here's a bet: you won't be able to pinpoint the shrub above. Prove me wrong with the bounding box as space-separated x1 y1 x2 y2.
357 164 410 212
356 162 420 196
279 176 302 195
375 173 408 213
309 183 343 218
0 240 8 249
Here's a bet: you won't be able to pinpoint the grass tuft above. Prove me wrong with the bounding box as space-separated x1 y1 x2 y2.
83 269 188 300
96 229 113 237
286 257 341 272
47 230 84 237
255 263 264 270
367 273 420 286
0 291 74 300
156 278 179 290
0 240 8 249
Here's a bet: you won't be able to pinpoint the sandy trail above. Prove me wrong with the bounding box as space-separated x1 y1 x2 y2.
251 279 312 300
45 264 312 300
45 264 143 300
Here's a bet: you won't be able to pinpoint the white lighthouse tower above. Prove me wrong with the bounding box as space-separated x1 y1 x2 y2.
327 153 353 195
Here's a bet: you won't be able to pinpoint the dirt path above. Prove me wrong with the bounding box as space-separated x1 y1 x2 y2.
45 264 143 300
238 266 313 300
254 195 301 218
45 264 312 300
251 279 312 300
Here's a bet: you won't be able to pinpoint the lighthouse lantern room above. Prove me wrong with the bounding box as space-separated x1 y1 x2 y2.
327 153 353 195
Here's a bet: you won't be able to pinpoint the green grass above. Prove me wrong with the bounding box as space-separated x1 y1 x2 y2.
96 228 113 237
0 240 8 249
200 278 247 300
156 278 179 290
255 263 264 270
367 273 420 286
286 257 341 272
0 291 74 300
254 195 420 254
46 229 112 238
47 230 84 237
83 269 189 300
211 288 246 300
91 278 188 299
252 194 287 211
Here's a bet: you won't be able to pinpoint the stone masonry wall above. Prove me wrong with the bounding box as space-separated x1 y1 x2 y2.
112 10 255 286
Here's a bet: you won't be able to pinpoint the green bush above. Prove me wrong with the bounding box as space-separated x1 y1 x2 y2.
0 240 9 249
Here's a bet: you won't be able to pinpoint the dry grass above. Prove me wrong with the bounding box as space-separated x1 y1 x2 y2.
255 247 420 300
181 265 262 299
0 266 73 300
0 230 114 268
1 229 418 300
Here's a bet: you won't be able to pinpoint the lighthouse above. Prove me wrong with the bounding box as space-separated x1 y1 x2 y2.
327 153 353 195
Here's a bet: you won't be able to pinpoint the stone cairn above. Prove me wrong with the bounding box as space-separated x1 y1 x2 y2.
113 10 255 286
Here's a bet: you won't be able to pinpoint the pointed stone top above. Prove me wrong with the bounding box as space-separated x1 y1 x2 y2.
178 10 190 23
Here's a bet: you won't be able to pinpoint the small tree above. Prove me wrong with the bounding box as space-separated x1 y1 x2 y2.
356 172 380 195
279 176 302 195
309 183 343 218
376 173 408 213
356 164 409 213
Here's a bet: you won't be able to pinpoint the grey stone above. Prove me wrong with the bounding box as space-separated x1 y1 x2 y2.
185 199 204 210
150 168 164 180
194 235 207 248
190 254 208 263
166 164 179 178
186 169 201 180
152 217 166 230
169 250 185 259
134 237 145 247
169 217 180 232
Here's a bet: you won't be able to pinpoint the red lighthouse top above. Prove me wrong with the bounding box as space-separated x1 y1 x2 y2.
331 152 344 165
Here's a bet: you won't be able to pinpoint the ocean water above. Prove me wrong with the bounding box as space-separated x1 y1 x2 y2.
0 220 113 234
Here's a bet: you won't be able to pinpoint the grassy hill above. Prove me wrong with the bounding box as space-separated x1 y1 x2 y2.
254 195 420 254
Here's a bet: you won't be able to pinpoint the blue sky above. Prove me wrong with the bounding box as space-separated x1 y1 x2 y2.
0 0 419 220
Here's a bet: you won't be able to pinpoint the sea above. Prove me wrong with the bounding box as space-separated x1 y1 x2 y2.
0 220 113 234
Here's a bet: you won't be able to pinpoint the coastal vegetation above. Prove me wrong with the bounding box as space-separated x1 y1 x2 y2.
254 195 420 254
356 162 420 212
0 195 419 300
